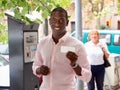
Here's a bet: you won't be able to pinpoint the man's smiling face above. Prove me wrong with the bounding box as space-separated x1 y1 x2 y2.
49 11 69 35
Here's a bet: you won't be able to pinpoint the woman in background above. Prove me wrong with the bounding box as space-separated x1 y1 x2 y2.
85 30 110 90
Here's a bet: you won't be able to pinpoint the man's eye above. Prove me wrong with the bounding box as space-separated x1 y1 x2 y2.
51 18 65 24
51 19 57 23
59 19 63 23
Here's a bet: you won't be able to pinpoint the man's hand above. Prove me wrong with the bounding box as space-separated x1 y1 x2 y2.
36 65 50 75
66 51 78 66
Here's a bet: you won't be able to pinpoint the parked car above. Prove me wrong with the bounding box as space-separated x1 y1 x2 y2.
0 55 10 87
71 30 120 54
0 44 9 55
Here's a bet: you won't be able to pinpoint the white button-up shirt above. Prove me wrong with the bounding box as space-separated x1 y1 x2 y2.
32 33 91 90
84 41 109 65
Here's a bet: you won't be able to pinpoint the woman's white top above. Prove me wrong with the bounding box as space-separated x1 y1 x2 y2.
84 41 109 65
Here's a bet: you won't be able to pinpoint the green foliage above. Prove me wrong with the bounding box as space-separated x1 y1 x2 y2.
118 0 120 2
0 0 71 44
117 9 120 15
93 6 113 18
0 0 72 24
0 23 8 44
117 0 120 15
100 24 107 29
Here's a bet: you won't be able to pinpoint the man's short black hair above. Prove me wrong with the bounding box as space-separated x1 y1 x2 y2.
50 7 68 19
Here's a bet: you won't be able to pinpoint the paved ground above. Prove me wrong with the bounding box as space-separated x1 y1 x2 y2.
84 82 120 90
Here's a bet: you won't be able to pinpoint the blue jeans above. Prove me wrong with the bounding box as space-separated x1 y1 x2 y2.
87 64 105 90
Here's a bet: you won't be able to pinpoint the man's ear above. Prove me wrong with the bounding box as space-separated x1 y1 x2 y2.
66 20 69 26
49 18 51 25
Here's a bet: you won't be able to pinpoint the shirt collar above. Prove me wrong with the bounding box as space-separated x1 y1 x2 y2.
49 33 69 43
90 40 101 46
59 33 69 42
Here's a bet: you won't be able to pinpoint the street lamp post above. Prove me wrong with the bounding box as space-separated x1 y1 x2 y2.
75 0 84 90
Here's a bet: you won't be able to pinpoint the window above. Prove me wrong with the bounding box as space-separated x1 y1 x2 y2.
114 35 120 46
99 34 111 45
87 34 111 45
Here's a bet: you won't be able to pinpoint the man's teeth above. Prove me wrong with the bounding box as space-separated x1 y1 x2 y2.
55 28 60 30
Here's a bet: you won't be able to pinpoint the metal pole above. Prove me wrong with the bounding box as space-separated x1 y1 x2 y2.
44 19 48 36
76 79 84 90
75 0 82 40
75 0 84 90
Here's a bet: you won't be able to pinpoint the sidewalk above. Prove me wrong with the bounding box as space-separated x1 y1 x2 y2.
83 82 120 90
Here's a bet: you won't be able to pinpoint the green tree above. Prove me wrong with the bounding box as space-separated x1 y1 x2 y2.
0 0 71 44
0 0 71 24
117 0 120 15
0 23 8 44
82 0 113 29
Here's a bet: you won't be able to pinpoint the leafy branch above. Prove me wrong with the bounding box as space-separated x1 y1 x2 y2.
0 0 71 44
0 0 71 24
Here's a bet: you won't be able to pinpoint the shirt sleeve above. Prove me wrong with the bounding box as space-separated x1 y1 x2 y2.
75 43 92 82
101 42 110 54
32 43 43 78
